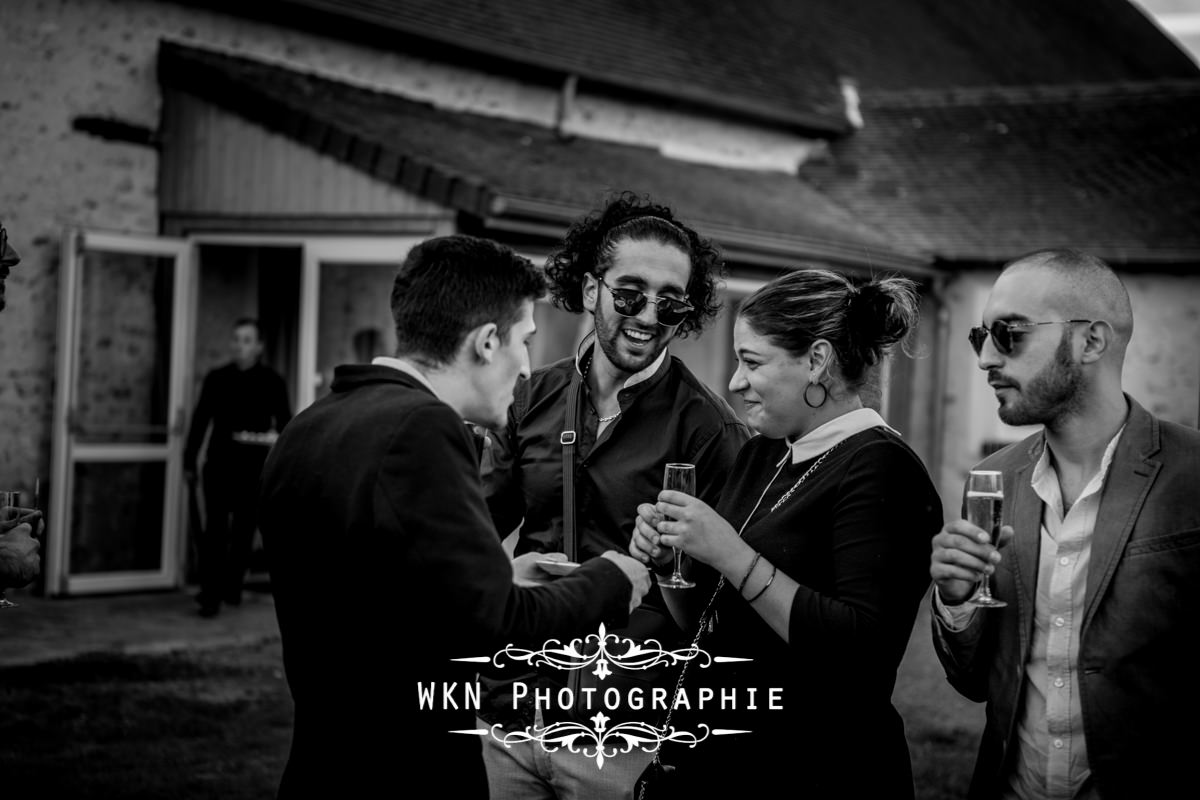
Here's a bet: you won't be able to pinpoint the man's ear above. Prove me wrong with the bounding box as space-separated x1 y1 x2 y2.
582 273 599 314
470 322 501 364
1079 320 1113 364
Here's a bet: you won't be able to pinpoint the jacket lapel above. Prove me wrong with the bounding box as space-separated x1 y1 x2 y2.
1082 398 1160 631
1008 436 1044 658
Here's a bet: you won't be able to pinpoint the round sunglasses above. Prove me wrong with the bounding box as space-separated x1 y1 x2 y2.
596 275 694 327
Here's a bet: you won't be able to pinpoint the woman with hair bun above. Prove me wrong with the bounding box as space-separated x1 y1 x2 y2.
632 268 943 798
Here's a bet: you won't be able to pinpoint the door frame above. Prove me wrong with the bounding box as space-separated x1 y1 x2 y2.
47 229 195 596
188 234 426 412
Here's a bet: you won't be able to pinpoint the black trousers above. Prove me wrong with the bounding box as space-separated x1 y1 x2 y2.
199 455 265 607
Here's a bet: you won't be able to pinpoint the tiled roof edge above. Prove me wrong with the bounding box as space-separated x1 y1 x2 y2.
272 0 850 135
861 79 1200 109
491 193 934 273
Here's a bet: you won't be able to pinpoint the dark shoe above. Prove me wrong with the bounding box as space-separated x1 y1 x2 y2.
198 604 220 618
222 594 242 608
194 592 216 608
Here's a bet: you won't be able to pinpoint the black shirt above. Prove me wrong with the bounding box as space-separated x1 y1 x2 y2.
184 362 292 472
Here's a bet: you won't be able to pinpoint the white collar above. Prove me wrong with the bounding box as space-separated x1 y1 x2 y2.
371 356 439 399
574 331 668 391
781 407 896 466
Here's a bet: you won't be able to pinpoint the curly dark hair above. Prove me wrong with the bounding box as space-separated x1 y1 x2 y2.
544 191 724 339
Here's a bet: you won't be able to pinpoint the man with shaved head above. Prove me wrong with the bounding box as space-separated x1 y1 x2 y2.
929 249 1200 799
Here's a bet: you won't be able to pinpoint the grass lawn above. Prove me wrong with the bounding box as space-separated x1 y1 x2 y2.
1 591 983 798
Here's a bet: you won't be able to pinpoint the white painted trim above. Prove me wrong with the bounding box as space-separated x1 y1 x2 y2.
720 276 769 296
69 444 171 461
47 229 191 596
63 571 177 595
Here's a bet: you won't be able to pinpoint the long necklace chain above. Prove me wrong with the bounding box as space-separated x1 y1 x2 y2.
769 440 844 513
699 439 844 633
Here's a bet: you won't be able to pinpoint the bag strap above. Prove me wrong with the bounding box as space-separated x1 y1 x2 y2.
560 370 581 562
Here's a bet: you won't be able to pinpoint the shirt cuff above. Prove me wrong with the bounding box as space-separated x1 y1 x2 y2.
934 586 978 631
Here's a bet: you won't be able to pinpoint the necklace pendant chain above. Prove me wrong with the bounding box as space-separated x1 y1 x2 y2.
769 440 843 513
583 349 621 425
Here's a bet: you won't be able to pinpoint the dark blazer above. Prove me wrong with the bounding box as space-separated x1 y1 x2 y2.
259 365 633 799
932 396 1200 799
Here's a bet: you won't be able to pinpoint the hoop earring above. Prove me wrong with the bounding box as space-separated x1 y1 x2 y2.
803 381 828 409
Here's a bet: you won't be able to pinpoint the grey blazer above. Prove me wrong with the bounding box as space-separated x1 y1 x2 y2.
932 396 1200 799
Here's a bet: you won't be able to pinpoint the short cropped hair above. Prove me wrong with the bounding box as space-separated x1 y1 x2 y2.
233 318 261 339
391 235 548 366
1001 248 1133 343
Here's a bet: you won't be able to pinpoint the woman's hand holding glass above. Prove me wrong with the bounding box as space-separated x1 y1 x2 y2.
634 491 744 577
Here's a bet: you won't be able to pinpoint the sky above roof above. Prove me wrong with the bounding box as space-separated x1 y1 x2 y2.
1132 0 1200 63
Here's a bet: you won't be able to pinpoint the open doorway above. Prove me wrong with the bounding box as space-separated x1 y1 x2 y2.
185 244 302 591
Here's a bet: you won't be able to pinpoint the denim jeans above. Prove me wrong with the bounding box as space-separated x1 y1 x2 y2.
478 707 655 800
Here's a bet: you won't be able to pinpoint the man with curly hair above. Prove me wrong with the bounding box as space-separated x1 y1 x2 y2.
478 193 750 800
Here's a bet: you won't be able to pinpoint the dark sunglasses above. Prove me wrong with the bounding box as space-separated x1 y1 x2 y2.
596 275 694 327
968 319 1091 356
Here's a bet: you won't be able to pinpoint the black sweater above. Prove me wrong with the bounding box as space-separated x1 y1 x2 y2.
670 427 943 799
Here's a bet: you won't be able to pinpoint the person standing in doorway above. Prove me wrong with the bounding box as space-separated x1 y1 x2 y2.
184 318 292 617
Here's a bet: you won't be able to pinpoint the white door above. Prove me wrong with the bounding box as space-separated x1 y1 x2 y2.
298 238 424 410
46 230 194 595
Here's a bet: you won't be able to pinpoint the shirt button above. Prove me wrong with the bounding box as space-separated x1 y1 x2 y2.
1054 677 1064 688
1053 738 1064 749
1059 556 1070 566
1054 617 1066 627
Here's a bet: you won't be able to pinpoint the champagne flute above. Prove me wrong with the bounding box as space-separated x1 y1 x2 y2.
965 470 1006 608
658 463 696 589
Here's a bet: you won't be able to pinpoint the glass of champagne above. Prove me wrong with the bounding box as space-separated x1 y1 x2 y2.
658 463 696 589
965 470 1006 608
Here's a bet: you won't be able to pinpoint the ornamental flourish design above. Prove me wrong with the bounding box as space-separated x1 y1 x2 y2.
489 715 712 769
490 622 711 681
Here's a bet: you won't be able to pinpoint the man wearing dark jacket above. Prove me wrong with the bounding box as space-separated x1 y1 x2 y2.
185 317 292 617
481 193 749 799
259 234 650 799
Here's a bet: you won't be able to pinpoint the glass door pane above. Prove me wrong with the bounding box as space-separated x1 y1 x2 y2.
74 251 174 445
315 261 398 401
48 231 190 595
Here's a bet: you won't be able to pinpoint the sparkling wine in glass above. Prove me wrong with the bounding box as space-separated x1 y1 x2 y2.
965 470 1006 608
658 463 696 589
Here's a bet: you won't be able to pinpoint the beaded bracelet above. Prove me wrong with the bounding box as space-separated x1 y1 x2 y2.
747 563 778 603
737 551 762 595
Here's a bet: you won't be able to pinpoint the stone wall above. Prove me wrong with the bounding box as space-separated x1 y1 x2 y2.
0 0 819 493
